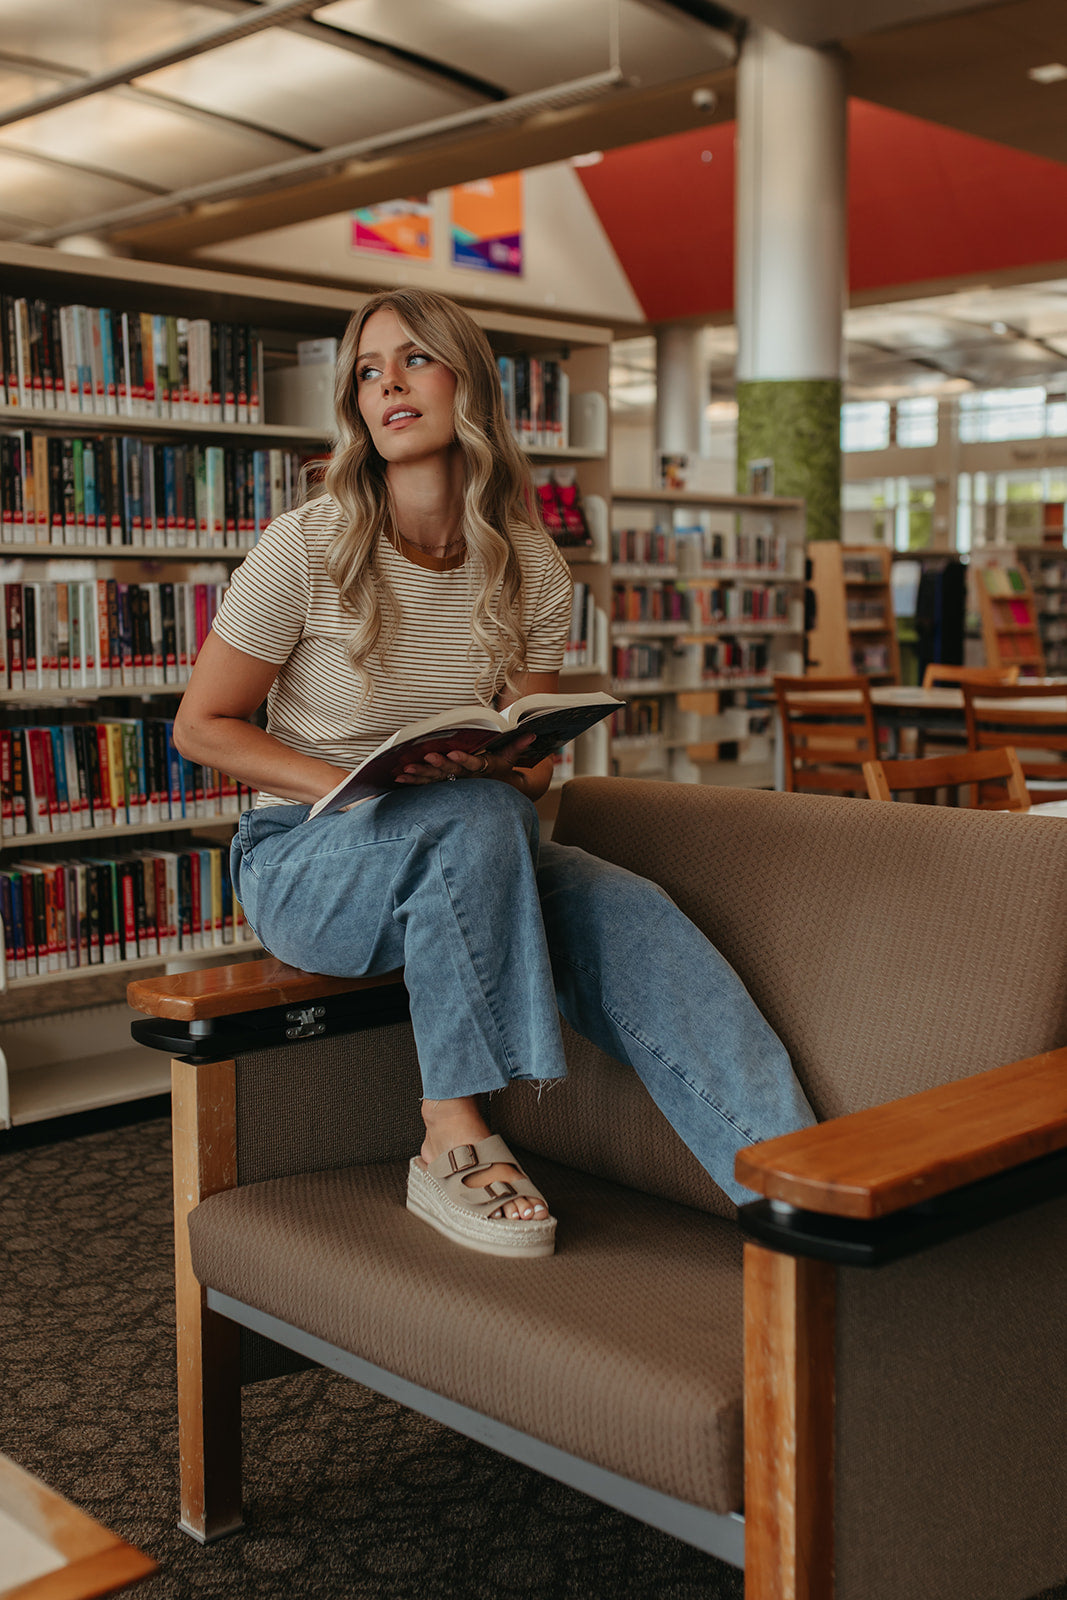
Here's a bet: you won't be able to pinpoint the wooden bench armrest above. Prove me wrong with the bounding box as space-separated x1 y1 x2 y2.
734 1046 1067 1219
128 958 404 1021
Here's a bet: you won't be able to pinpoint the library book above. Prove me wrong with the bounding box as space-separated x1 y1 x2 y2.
308 690 621 820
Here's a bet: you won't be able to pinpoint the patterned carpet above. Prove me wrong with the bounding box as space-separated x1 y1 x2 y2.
0 1115 743 1600
2 1116 1065 1600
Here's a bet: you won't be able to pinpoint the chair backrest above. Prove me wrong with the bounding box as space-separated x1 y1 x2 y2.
962 680 1067 799
863 746 1031 811
921 664 1019 689
773 674 878 795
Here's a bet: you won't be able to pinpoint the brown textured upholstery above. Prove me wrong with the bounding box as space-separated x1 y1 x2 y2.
554 779 1067 1120
834 1195 1067 1600
189 1157 745 1513
494 1022 738 1222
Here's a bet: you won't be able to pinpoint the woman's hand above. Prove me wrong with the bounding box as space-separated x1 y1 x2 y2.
396 733 536 785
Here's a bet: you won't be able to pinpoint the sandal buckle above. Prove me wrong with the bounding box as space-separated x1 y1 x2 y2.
484 1181 517 1199
447 1144 480 1174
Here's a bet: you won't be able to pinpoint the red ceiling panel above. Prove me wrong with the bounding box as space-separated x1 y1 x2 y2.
575 100 1067 323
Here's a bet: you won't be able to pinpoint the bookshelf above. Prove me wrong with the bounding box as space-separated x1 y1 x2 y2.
979 546 1067 675
0 243 613 1126
807 542 901 684
975 561 1046 676
609 489 806 789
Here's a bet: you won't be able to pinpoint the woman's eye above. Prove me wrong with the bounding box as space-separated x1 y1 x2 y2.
357 364 380 382
407 351 431 367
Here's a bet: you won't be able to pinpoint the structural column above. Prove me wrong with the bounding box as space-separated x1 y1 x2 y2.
655 322 705 462
735 26 847 539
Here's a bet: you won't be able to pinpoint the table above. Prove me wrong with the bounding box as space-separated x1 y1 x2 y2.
871 685 1067 751
773 683 1067 788
0 1454 157 1599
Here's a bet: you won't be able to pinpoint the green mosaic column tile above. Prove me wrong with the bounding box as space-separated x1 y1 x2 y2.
736 378 842 541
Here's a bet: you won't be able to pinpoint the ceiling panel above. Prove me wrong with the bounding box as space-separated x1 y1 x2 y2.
319 0 733 95
0 66 66 112
0 148 149 226
723 0 1007 47
141 26 474 147
0 0 224 75
0 92 300 189
845 0 1067 166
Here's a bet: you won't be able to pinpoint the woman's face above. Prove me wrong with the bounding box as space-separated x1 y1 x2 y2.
354 306 458 465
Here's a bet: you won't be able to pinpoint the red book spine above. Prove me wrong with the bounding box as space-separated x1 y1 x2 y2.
0 731 12 836
120 869 136 960
26 728 53 833
189 852 202 948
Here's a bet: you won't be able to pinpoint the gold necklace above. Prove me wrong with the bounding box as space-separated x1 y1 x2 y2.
389 512 465 559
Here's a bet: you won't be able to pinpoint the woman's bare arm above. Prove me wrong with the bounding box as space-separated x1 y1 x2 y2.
173 631 350 805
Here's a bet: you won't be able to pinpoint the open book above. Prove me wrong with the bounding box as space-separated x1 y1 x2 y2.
307 690 622 820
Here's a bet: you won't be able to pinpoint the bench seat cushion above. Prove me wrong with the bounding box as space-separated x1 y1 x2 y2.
188 1155 744 1514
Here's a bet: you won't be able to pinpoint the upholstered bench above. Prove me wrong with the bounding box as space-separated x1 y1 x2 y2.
129 778 1067 1600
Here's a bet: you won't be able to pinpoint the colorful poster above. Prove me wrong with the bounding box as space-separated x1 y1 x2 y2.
450 174 523 275
351 197 433 259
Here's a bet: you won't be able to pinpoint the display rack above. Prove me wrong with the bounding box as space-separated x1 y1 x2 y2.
609 489 806 789
807 542 901 683
980 545 1067 674
0 243 613 1126
974 560 1046 676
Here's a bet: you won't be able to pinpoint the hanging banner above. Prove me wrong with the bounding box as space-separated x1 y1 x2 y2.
351 197 433 260
450 174 523 275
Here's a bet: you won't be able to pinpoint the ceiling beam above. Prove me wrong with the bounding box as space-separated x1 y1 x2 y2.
66 69 736 258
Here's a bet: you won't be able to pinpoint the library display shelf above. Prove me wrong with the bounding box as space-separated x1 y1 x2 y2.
806 541 901 683
4 812 243 847
608 489 805 785
975 561 1045 675
0 948 260 1128
0 405 329 443
976 545 1067 673
0 242 614 1121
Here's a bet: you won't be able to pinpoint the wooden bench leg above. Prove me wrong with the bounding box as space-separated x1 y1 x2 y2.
172 1055 243 1542
744 1243 836 1600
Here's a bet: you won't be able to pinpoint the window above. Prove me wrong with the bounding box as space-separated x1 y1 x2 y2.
958 388 1048 442
841 401 890 453
896 396 938 447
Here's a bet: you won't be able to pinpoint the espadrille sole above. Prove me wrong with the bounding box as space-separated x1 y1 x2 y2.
406 1157 556 1258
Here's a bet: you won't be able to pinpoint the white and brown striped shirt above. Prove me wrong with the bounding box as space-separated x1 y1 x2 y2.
212 494 574 807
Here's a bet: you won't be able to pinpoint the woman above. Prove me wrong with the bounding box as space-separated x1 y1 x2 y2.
174 287 814 1260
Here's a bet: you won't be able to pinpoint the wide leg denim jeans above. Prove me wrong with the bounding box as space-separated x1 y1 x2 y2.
231 781 814 1204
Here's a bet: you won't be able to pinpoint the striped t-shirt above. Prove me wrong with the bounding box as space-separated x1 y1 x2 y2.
211 494 574 807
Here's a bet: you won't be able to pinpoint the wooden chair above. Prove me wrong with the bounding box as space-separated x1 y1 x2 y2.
863 747 1031 811
963 680 1067 803
921 665 1021 690
774 674 879 795
914 665 1020 757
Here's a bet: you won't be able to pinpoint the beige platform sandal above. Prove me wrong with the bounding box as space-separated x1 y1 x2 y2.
406 1134 556 1258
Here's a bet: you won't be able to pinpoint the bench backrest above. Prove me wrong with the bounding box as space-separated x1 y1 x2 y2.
493 780 1067 1216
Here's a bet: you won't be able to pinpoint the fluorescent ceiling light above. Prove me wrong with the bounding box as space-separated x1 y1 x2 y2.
1028 63 1067 84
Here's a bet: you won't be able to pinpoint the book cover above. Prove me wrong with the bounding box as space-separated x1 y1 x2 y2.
308 691 620 820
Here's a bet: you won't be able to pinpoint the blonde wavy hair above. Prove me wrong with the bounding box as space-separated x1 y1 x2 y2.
324 287 543 703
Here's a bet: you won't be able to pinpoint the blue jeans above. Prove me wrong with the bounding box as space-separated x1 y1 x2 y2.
231 782 814 1204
